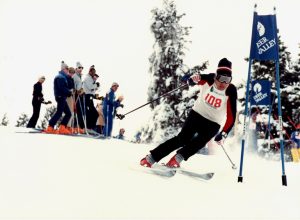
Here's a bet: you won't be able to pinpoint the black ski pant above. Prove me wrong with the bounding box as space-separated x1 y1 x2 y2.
85 94 99 130
27 99 41 128
150 110 220 162
49 96 71 127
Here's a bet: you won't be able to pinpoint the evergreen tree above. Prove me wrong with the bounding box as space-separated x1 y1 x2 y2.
38 106 57 129
0 113 9 126
140 0 207 143
289 43 300 127
15 113 29 127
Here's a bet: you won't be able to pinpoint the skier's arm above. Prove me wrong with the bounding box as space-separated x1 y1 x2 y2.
222 84 237 134
197 73 215 85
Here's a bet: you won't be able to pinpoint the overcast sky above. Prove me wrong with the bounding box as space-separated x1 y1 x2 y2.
1 0 299 136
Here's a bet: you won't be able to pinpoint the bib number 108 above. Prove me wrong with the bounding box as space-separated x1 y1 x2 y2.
205 94 222 108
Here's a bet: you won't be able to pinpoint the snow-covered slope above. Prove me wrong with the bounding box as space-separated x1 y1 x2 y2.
0 126 299 219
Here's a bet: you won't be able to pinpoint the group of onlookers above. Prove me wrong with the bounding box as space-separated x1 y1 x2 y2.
27 61 124 138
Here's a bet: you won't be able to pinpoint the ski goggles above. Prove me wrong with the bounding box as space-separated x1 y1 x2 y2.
216 74 232 84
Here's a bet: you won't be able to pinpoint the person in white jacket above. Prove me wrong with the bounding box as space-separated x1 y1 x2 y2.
82 65 100 131
72 62 85 133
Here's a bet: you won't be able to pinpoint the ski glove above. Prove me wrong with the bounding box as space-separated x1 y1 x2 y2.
116 114 125 120
181 73 200 86
42 100 52 105
214 131 228 145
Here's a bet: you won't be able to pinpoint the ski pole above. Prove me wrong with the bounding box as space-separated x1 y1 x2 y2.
220 143 237 170
117 84 188 119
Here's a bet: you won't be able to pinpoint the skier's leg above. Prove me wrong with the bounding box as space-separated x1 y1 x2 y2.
178 120 220 160
150 110 199 162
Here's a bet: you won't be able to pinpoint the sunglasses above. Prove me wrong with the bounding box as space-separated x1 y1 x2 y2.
78 67 83 69
216 75 232 84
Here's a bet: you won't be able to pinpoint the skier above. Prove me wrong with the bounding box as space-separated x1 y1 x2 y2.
44 61 73 134
27 76 51 128
290 124 300 162
102 83 123 137
140 58 237 168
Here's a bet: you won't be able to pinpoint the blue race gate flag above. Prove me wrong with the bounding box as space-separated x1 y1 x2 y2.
250 12 279 60
250 80 271 106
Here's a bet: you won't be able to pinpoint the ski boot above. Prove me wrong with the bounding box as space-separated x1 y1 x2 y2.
166 154 184 168
140 154 155 168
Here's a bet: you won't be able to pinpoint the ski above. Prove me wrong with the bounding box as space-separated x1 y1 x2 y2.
177 169 214 180
15 129 106 139
149 164 177 177
135 164 214 180
159 164 214 180
132 164 176 178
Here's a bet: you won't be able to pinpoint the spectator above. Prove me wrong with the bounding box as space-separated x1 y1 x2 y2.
103 82 123 137
134 132 142 143
66 67 75 132
82 65 100 132
290 124 300 162
27 75 51 128
44 61 72 134
114 128 125 140
73 61 85 133
96 102 105 134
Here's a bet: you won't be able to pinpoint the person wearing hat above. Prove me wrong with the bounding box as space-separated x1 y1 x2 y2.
44 61 73 134
82 65 100 132
140 58 237 168
72 62 85 133
102 82 124 137
27 75 51 128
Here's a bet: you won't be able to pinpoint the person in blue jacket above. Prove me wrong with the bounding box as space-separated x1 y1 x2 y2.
291 124 300 149
103 82 123 137
45 61 72 134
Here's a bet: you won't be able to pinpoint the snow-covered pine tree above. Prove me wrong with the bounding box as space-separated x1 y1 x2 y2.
245 36 299 156
290 43 300 127
15 113 29 127
0 113 9 126
140 0 207 143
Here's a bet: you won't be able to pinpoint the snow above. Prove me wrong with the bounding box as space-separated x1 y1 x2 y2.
0 126 300 219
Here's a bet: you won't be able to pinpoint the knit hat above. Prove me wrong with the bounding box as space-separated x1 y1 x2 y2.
61 61 68 70
76 62 83 69
89 65 95 71
112 82 119 87
216 58 232 77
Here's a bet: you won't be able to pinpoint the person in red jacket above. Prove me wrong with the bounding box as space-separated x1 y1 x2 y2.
140 58 237 168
